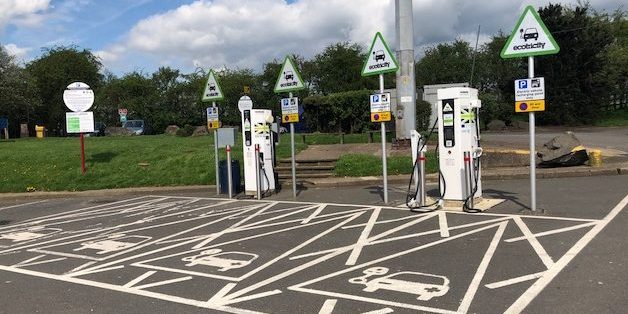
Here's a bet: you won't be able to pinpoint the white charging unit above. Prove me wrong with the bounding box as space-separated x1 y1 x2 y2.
239 98 276 196
437 87 482 201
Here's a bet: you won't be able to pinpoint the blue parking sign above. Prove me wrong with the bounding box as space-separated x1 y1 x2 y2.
518 80 528 89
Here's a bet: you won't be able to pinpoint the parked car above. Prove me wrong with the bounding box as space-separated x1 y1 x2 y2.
88 122 106 137
122 120 145 135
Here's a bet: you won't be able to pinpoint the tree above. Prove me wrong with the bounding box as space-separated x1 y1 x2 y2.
310 42 379 94
0 44 41 137
415 40 474 87
27 46 103 135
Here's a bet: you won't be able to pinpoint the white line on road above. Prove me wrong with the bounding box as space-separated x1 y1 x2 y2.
132 276 193 290
438 212 450 237
0 200 48 212
504 221 597 243
318 299 337 314
504 193 628 314
485 272 546 289
512 217 554 269
124 270 157 288
346 207 381 265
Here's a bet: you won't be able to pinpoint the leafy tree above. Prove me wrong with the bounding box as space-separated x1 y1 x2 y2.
27 46 103 135
310 42 379 94
415 40 474 87
0 44 41 137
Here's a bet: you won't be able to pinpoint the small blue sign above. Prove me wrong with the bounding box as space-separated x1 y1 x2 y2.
518 80 528 89
0 117 7 129
372 95 380 103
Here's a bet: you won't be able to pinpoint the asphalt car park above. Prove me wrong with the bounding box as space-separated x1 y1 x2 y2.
0 175 627 314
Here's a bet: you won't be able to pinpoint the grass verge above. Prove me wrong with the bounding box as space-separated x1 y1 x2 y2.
0 134 305 193
334 152 438 177
595 108 628 127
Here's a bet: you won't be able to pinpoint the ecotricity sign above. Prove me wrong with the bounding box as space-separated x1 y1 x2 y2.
500 6 559 58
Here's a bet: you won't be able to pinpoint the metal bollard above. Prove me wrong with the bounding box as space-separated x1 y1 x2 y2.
418 149 426 207
255 144 261 200
226 145 233 199
463 151 474 208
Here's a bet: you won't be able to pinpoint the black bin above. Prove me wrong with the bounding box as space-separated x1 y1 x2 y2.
219 159 241 194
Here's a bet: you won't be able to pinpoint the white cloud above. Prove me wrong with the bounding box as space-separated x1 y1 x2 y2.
0 0 50 30
3 43 31 60
99 0 627 74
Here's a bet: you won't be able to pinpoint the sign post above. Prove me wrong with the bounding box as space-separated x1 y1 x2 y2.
501 5 560 212
274 56 306 199
202 70 225 195
63 82 95 175
362 32 399 204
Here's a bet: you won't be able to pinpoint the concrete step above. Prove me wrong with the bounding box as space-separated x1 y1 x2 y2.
277 172 334 179
275 165 335 172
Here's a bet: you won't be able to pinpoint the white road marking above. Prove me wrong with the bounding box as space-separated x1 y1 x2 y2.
504 193 628 314
512 217 554 269
302 204 328 224
208 213 364 306
362 308 394 314
13 254 46 266
290 222 506 313
66 265 124 277
132 276 193 290
123 270 157 288
14 257 67 268
457 221 507 313
438 212 450 237
504 221 597 243
0 200 48 212
0 265 264 314
66 261 96 273
318 299 337 314
346 207 381 265
342 212 431 229
193 202 277 249
485 272 546 289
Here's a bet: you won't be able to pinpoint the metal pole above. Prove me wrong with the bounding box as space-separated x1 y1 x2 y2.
394 0 416 141
528 56 536 212
464 151 472 204
289 92 297 198
213 102 220 195
419 149 426 206
80 133 86 175
255 144 261 200
379 73 388 204
226 145 233 199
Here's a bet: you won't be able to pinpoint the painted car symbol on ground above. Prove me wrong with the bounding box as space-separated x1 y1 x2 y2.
181 249 258 271
0 227 62 246
349 267 450 301
73 234 152 255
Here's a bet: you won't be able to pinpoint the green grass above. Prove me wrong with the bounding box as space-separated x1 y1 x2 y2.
595 108 628 127
0 134 305 193
296 132 396 145
334 152 438 177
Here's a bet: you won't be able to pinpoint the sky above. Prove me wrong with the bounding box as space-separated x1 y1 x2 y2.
1 0 624 75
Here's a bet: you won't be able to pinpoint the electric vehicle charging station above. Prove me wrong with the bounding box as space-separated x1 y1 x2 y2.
437 87 482 202
238 96 277 198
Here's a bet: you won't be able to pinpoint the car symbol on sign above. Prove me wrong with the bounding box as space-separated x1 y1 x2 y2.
373 50 385 61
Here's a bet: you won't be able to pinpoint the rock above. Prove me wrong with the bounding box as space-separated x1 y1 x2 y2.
487 119 507 131
192 126 209 136
105 127 134 136
511 120 529 130
165 125 179 135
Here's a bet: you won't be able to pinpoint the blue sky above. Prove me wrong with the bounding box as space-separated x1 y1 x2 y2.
1 0 624 76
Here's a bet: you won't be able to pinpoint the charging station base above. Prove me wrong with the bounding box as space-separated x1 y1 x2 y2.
440 197 505 212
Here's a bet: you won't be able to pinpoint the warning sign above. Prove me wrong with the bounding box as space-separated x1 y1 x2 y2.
516 100 545 112
371 111 391 122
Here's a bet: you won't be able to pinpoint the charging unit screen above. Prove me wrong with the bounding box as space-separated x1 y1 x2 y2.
244 110 251 146
442 99 455 148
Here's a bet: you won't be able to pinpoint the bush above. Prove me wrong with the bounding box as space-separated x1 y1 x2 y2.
302 90 373 133
479 92 513 127
416 100 432 131
176 124 195 137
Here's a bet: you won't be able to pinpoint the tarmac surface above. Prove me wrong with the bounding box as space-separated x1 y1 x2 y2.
1 175 627 314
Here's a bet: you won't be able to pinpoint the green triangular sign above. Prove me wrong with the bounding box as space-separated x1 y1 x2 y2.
501 5 560 58
202 70 224 102
274 56 306 93
361 32 399 76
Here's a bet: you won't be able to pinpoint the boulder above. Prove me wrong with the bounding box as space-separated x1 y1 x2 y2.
537 131 589 167
165 125 180 135
487 119 507 131
511 120 529 130
192 126 209 136
105 127 133 136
